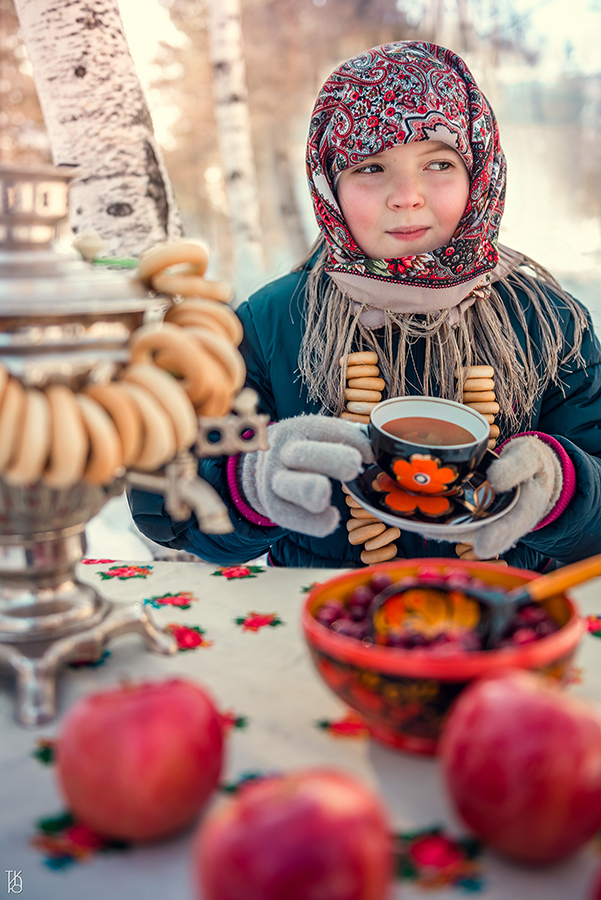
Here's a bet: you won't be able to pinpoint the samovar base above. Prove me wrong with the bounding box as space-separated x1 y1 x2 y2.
0 598 178 726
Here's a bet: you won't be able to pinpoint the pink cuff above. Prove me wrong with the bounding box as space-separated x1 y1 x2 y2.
497 431 577 530
226 453 278 527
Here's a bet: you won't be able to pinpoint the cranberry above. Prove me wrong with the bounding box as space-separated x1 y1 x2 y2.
369 571 394 593
331 619 366 639
536 619 559 638
516 605 548 626
316 606 342 627
349 585 376 609
457 631 483 651
348 604 369 622
416 565 443 582
511 627 539 645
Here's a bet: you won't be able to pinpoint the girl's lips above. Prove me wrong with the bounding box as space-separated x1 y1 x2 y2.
388 228 429 241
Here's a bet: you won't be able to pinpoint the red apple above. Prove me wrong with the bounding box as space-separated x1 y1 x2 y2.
440 669 601 864
56 678 224 842
193 768 393 900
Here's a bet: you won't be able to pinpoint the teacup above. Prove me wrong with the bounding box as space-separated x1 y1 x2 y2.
369 396 490 496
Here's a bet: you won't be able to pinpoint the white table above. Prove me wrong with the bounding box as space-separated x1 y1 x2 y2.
2 559 601 899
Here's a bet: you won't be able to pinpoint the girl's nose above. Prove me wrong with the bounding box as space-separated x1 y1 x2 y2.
388 173 424 209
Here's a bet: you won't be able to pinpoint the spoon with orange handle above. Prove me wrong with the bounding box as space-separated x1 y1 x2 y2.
368 553 601 649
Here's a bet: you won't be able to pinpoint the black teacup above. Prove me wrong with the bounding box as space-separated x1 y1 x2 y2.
369 397 490 496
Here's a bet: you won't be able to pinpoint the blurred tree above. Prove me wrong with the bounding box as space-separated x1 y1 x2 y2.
208 0 265 295
12 0 183 257
0 0 50 165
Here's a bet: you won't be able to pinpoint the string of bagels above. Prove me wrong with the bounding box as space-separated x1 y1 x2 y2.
339 353 502 564
0 241 246 490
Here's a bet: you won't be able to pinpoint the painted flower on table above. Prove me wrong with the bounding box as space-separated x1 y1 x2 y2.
235 612 284 632
213 565 265 580
99 564 153 580
144 591 197 610
68 649 111 669
393 454 457 495
165 623 212 650
31 812 129 869
219 710 249 734
377 472 451 517
316 710 369 739
587 615 601 637
81 558 116 565
395 826 485 892
33 737 57 765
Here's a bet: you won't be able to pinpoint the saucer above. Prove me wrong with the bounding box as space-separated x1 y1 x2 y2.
344 450 520 538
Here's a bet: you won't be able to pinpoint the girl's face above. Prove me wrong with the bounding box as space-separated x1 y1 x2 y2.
336 141 470 258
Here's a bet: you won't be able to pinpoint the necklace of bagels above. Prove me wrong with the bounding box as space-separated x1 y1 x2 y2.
0 242 245 490
339 353 504 565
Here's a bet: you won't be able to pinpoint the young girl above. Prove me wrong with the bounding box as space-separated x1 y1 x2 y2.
131 41 601 571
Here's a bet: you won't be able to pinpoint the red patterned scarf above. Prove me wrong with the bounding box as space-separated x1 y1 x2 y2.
306 41 507 315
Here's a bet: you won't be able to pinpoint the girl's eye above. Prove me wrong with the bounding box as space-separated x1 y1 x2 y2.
354 163 383 174
427 160 454 171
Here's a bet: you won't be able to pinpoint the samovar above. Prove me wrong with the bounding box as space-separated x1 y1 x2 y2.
0 165 268 726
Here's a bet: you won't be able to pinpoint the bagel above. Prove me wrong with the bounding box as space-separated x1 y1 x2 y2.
152 272 233 303
186 326 246 392
138 241 209 288
118 381 177 472
164 299 243 346
83 382 144 468
0 364 9 406
129 322 210 406
340 351 379 366
361 543 397 564
44 384 89 488
344 388 382 403
121 363 197 451
75 394 124 485
4 388 50 485
0 378 26 474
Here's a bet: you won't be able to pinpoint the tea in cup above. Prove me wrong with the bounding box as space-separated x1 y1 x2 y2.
369 396 490 496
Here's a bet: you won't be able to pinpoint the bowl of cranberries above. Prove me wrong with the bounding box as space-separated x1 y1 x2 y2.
302 559 584 756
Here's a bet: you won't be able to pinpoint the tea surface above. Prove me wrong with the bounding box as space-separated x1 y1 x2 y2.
382 416 476 447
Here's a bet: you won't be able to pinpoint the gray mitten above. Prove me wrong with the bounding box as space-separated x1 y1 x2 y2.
418 435 563 558
241 415 374 537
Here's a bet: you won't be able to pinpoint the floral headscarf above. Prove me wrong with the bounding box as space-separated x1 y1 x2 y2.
306 41 507 316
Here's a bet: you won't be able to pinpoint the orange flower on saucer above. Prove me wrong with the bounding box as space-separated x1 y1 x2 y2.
379 473 451 517
392 454 457 495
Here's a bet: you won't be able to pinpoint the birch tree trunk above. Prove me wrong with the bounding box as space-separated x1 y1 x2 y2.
13 0 183 257
208 0 264 299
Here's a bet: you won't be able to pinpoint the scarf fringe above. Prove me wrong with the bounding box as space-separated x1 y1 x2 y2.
297 240 587 432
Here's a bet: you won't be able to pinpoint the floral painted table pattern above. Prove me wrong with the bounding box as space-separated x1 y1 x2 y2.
1 560 601 899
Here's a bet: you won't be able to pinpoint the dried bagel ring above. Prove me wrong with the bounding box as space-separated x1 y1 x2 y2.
0 364 9 406
119 382 177 472
340 411 371 424
153 272 234 303
129 323 209 406
4 388 51 485
360 543 397 564
83 382 144 468
186 326 246 392
44 385 89 489
339 351 379 366
138 241 209 288
121 363 197 452
165 299 243 346
0 378 26 474
76 394 124 485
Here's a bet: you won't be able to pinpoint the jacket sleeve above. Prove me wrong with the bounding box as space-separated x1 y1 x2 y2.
518 307 601 564
128 300 289 564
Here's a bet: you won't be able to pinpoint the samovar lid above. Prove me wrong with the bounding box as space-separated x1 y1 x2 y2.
0 165 159 317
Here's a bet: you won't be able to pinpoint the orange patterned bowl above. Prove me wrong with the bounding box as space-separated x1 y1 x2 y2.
302 559 585 756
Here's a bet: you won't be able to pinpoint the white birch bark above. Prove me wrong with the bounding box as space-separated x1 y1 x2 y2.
208 0 264 298
13 0 183 257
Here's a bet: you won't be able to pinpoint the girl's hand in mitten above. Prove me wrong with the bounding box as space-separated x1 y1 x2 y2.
469 435 562 558
240 415 374 537
418 435 563 558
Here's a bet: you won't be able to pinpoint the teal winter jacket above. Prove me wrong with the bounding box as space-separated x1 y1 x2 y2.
130 265 601 571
